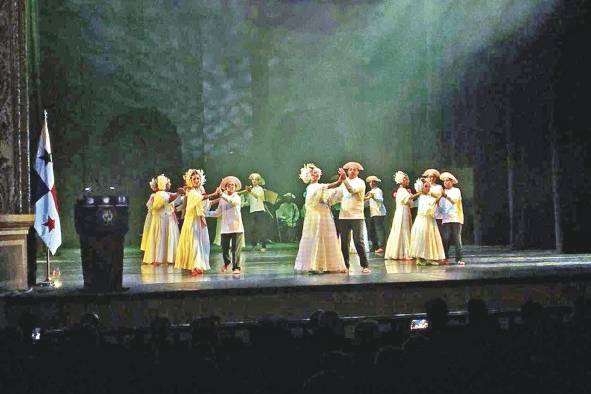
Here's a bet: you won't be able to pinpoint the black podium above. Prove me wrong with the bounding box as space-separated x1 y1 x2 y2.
74 195 129 292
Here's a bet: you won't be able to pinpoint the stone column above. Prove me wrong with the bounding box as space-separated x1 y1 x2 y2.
0 0 34 290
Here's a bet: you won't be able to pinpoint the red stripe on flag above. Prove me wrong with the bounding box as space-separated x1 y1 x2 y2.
51 185 59 212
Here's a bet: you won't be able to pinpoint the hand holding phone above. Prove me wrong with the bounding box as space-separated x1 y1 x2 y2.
410 319 429 331
31 327 42 342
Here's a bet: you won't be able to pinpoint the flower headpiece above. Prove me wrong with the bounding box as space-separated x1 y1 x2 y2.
414 178 425 194
299 163 321 184
183 168 206 188
148 177 157 191
156 174 170 191
394 171 408 185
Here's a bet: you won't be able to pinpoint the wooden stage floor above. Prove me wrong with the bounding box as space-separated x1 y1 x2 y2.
31 244 591 293
1 245 591 329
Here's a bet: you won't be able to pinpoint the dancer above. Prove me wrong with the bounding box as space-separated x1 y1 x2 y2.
364 175 387 256
336 161 371 273
439 172 465 265
245 173 267 251
175 169 218 276
140 177 158 252
409 180 445 266
209 176 245 274
275 193 300 242
385 171 416 260
142 174 180 265
294 164 348 273
422 169 444 232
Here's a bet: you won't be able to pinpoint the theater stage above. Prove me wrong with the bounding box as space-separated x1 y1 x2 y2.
1 245 591 328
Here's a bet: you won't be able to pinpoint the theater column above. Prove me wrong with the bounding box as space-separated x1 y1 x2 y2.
0 0 34 290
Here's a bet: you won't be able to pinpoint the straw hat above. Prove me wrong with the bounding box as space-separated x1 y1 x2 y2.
343 161 364 171
220 176 242 191
248 172 266 186
439 172 458 184
365 175 381 183
422 168 441 178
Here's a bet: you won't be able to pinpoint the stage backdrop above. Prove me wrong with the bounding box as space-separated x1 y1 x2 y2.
33 0 569 248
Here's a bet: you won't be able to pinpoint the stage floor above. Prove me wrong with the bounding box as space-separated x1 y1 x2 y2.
31 244 591 295
2 244 590 328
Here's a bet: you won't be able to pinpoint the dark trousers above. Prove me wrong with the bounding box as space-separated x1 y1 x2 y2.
250 211 267 248
436 219 443 236
442 223 463 261
339 219 368 268
368 215 386 250
221 232 243 270
278 223 297 242
332 210 341 237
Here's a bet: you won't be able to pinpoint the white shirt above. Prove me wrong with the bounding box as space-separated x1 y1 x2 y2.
429 183 444 220
173 195 184 213
248 185 265 213
211 193 244 233
440 187 464 224
368 187 387 217
339 177 365 220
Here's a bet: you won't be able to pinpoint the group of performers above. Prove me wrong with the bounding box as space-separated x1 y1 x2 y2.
140 162 464 276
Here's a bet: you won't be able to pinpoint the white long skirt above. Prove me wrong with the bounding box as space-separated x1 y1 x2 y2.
295 206 347 272
385 205 412 259
409 214 445 260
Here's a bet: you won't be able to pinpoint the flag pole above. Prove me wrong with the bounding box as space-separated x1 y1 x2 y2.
37 247 54 287
37 110 55 288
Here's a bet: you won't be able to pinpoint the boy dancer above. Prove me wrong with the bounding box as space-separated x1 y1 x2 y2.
365 175 387 256
245 173 267 251
337 161 371 273
439 172 464 265
210 176 245 274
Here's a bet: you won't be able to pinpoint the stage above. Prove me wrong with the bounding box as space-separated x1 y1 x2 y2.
1 245 591 329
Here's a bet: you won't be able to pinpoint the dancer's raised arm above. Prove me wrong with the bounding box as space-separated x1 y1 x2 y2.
326 168 346 189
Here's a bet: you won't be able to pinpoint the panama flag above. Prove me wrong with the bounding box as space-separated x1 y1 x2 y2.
33 113 62 254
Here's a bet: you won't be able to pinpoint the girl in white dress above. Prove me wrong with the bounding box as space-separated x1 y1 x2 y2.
385 171 417 260
409 180 445 265
175 169 218 275
142 175 180 265
294 164 348 273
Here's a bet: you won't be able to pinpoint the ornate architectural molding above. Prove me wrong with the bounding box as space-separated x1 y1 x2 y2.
0 0 31 214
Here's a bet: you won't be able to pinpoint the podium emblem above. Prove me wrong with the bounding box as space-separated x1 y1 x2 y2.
99 208 114 225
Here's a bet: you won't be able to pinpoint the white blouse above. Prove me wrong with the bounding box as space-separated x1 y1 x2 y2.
211 193 244 233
